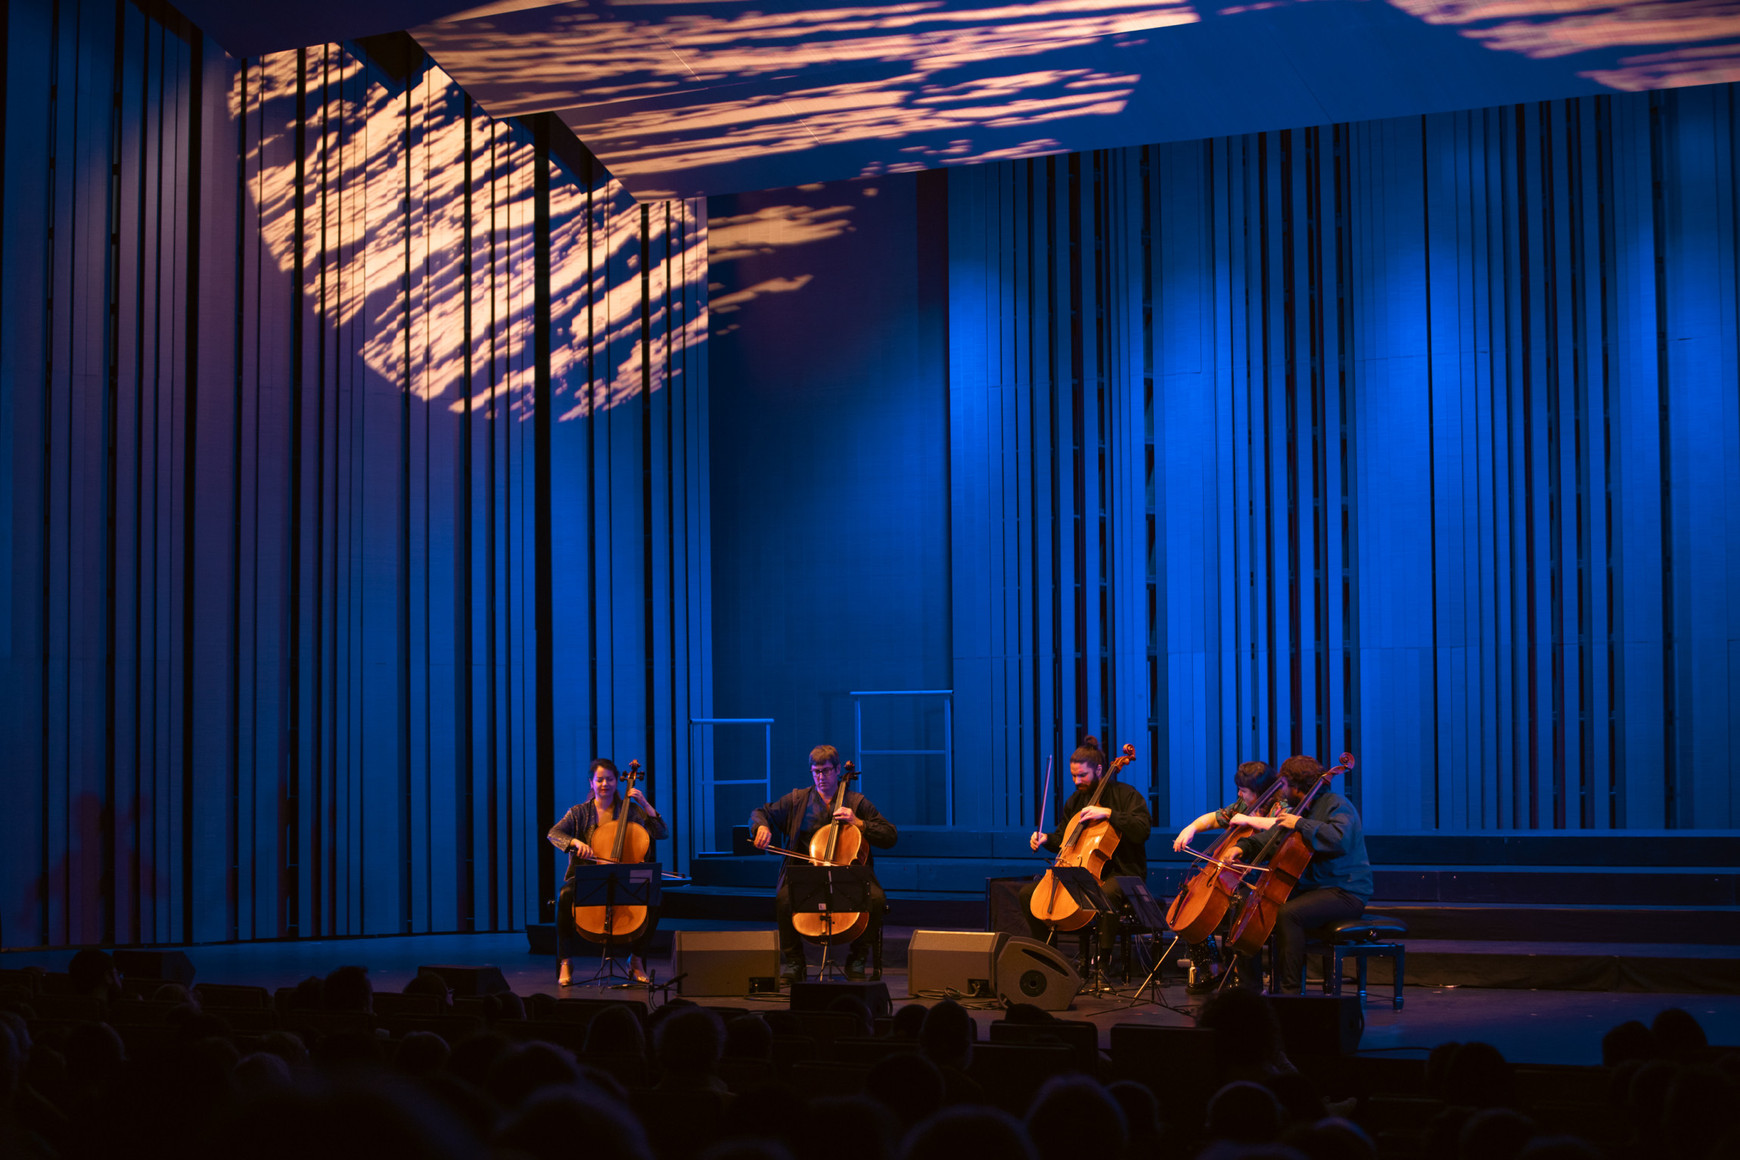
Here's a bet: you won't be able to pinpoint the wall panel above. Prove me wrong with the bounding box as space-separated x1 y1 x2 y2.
948 89 1740 831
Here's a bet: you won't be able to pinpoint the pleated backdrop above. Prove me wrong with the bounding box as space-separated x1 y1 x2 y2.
0 0 711 949
946 93 1739 833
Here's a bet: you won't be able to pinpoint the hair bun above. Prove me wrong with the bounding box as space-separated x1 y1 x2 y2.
1080 734 1102 751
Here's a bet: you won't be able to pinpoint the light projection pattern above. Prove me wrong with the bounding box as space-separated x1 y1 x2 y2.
235 50 706 420
411 0 1740 197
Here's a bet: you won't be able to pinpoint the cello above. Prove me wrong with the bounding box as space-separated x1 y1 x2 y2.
572 760 654 947
1029 743 1137 932
1224 752 1356 956
1165 774 1288 944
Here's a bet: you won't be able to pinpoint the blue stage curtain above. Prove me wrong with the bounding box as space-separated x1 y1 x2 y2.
947 93 1740 833
0 0 712 949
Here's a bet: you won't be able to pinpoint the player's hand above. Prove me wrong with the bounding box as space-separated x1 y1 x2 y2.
1029 831 1047 852
1173 825 1197 852
833 807 859 827
753 826 773 850
571 841 596 860
1226 848 1245 863
1277 812 1301 829
1078 805 1112 823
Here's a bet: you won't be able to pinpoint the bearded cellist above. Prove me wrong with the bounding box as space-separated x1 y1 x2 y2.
548 757 669 987
1227 754 1372 994
1019 735 1151 973
750 744 899 983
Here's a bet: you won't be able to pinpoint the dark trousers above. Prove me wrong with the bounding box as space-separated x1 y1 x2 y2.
776 877 886 961
1272 887 1365 992
556 879 660 960
1017 874 1129 963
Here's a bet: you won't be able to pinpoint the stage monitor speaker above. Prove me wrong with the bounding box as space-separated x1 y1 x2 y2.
671 929 781 996
419 965 510 996
1269 994 1364 1056
115 949 196 986
995 936 1081 1011
790 980 892 1017
907 930 1006 998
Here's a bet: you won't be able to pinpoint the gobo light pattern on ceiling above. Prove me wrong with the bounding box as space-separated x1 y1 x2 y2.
410 0 1740 196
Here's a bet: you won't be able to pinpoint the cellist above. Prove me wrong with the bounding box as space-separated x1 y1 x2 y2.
1227 754 1372 994
548 758 669 986
1169 760 1278 992
1020 735 1152 971
750 744 899 983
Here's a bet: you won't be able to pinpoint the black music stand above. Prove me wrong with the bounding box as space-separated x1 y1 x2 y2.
1114 874 1183 1006
569 863 663 987
786 864 872 982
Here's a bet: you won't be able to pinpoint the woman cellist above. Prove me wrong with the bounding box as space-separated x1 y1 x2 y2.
1019 735 1150 975
548 758 668 986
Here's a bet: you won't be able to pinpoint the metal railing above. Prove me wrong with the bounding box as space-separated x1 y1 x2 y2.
688 717 774 855
850 689 954 826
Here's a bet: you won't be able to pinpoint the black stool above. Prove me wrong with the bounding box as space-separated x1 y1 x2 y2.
1314 916 1407 1010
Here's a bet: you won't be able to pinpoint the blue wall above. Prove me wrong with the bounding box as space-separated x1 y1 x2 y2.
706 176 953 838
712 90 1740 834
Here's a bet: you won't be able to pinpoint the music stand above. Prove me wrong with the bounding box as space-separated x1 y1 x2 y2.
786 864 872 981
568 863 663 987
1114 875 1183 1005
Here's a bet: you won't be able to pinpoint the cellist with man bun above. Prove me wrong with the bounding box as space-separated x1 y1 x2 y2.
1020 735 1152 972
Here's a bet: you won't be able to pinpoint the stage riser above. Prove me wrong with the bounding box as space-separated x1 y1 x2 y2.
728 826 1740 867
691 858 1740 914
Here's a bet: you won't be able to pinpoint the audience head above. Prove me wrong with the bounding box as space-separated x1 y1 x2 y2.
1283 1116 1376 1160
321 965 373 1013
654 1004 726 1078
395 1029 452 1078
67 948 121 998
723 1013 774 1060
1601 1020 1656 1068
918 1000 974 1070
1027 1075 1126 1160
496 1083 651 1160
1651 1008 1708 1063
585 1003 647 1057
403 970 454 1010
1205 1080 1283 1145
904 1106 1036 1160
1105 1080 1164 1154
1514 1138 1603 1160
891 1004 928 1041
1442 1041 1513 1109
865 1051 945 1131
488 1040 584 1109
1458 1108 1536 1160
830 994 875 1038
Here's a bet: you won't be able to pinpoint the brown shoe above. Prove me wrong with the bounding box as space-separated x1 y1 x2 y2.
558 960 573 987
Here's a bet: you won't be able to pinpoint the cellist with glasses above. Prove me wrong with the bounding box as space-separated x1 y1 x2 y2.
1168 760 1280 992
548 758 669 987
1019 735 1151 976
750 744 899 983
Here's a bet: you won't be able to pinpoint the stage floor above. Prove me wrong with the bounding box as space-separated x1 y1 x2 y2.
7 931 1737 1067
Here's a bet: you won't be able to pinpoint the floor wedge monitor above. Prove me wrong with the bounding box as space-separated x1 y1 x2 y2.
995 936 1081 1011
671 929 782 996
907 930 1007 998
